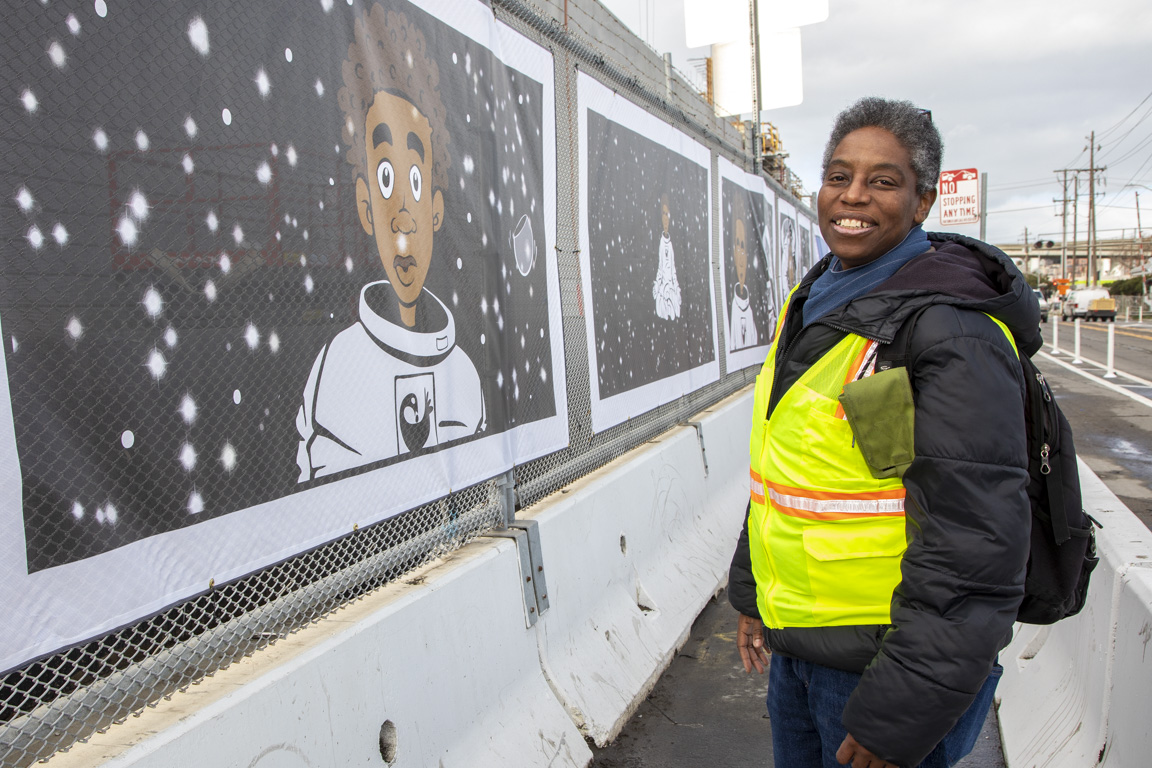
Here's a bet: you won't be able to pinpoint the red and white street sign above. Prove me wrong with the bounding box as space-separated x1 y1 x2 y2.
938 168 980 226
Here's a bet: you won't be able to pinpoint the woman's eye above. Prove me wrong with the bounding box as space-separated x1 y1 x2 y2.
409 165 422 202
376 160 395 199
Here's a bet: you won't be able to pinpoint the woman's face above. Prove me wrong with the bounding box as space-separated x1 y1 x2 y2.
817 126 936 269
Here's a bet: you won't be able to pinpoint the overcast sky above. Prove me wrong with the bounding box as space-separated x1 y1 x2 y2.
598 0 1152 247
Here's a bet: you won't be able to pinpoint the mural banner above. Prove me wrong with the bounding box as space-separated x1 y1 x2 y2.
0 0 562 672
776 197 800 296
577 73 718 433
717 157 778 372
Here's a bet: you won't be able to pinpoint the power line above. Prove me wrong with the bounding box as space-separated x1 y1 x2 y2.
986 204 1058 215
1098 89 1152 139
1098 113 1152 162
989 179 1059 192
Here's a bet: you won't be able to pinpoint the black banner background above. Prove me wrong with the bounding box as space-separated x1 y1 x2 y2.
1 0 555 571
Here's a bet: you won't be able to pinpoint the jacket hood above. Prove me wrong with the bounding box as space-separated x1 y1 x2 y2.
803 231 1043 356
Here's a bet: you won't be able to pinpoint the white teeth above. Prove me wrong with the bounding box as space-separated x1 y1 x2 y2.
836 219 871 229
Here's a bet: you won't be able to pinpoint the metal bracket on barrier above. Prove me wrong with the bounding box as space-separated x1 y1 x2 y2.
483 518 548 627
496 469 517 528
508 519 550 616
686 421 709 477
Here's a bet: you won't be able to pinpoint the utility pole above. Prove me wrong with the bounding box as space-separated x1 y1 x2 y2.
749 0 763 174
1088 131 1096 286
1072 174 1080 284
1086 131 1106 287
1055 169 1069 280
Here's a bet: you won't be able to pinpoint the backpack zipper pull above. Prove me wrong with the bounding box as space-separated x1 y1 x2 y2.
1036 372 1052 402
1040 442 1051 475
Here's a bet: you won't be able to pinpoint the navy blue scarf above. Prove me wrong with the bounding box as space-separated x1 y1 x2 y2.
802 226 930 327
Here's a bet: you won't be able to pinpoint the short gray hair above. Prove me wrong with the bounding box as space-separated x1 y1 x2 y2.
820 97 943 195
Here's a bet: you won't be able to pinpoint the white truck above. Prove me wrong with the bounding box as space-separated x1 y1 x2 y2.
1061 287 1117 322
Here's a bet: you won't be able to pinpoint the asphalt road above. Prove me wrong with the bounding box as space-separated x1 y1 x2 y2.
594 318 1152 768
1039 317 1152 529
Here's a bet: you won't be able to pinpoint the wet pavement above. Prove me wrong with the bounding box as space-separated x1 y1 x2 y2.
590 589 1005 768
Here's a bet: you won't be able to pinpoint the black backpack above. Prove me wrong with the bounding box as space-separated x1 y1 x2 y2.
877 309 1099 625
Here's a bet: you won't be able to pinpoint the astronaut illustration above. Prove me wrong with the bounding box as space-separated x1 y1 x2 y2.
728 202 758 351
652 194 682 320
296 3 484 481
780 215 797 290
761 201 779 336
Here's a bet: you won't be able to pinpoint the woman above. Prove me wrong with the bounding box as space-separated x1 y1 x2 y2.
728 98 1039 768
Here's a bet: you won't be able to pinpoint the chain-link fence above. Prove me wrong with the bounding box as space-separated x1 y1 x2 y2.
0 1 810 764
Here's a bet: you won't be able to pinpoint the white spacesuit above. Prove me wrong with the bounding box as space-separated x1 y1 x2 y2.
652 232 681 320
296 280 485 481
728 283 758 351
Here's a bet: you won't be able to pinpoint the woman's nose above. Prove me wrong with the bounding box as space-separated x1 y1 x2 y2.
841 179 869 204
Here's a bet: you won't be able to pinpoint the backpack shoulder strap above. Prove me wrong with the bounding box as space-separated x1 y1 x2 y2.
875 305 932 373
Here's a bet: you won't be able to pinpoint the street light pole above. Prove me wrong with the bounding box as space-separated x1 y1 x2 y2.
749 0 763 174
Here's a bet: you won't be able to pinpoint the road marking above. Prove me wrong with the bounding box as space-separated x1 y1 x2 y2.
1048 353 1152 388
1055 323 1152 342
1037 351 1152 410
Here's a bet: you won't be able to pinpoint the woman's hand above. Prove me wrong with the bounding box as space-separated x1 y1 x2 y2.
736 613 770 674
836 733 900 768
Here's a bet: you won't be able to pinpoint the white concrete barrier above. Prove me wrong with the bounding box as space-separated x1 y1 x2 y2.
46 539 594 768
525 389 752 745
48 387 754 767
997 459 1152 768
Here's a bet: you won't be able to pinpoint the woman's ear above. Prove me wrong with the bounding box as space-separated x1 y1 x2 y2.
914 187 938 225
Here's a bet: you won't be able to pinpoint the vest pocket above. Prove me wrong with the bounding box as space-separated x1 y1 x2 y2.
801 522 907 621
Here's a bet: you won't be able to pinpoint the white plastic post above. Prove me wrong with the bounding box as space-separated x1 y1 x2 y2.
1073 318 1083 365
1105 322 1117 378
1126 306 1131 322
1051 315 1060 354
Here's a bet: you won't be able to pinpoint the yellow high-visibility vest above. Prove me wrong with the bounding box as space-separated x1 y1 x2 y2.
749 295 907 629
749 295 1016 629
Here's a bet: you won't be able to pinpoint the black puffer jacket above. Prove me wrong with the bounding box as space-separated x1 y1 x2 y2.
729 232 1039 768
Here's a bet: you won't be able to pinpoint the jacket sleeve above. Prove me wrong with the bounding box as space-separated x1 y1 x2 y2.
841 305 1030 768
728 503 760 617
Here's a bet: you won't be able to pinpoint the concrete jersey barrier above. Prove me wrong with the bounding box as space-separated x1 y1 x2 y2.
997 458 1152 767
43 388 754 767
43 389 1152 768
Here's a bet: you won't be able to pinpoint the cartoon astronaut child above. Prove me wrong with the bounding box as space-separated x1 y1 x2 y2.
652 194 682 320
728 204 758 351
296 4 484 481
761 201 779 336
780 215 797 290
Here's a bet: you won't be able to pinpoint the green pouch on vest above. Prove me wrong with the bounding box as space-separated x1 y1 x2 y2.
838 368 915 479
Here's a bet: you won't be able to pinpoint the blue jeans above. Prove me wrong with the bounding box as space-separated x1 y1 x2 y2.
766 655 1002 768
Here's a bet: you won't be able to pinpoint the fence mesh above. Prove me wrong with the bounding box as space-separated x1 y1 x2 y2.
0 1 801 764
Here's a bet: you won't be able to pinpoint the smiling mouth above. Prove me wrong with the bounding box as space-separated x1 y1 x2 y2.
832 218 876 234
393 254 417 284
